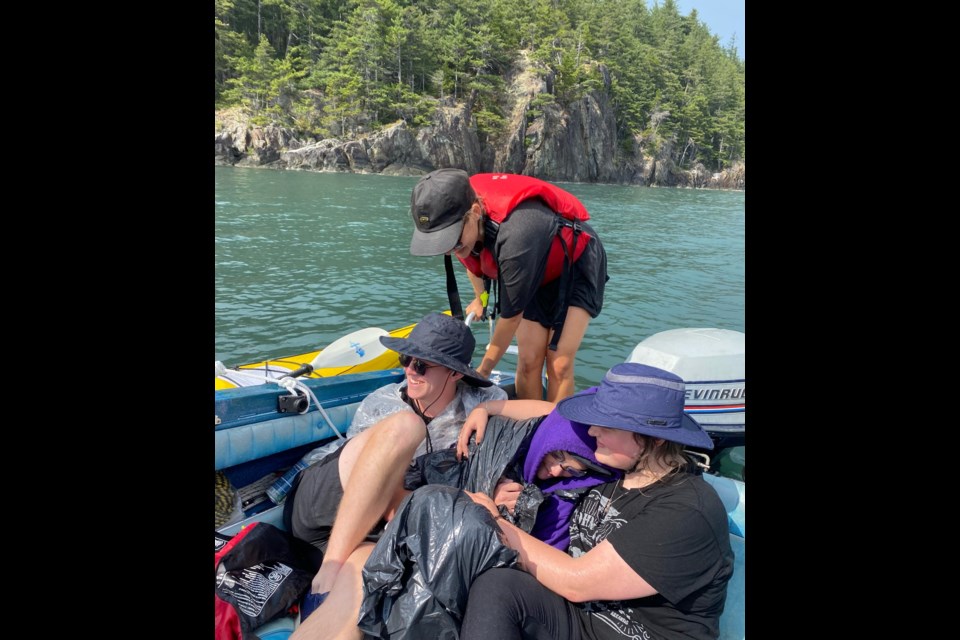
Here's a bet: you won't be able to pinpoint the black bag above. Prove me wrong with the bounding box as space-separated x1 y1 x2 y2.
215 522 319 639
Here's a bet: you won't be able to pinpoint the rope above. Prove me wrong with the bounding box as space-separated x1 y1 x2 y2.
215 361 347 441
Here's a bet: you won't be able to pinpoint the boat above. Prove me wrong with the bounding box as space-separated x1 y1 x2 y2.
215 322 419 390
215 325 745 640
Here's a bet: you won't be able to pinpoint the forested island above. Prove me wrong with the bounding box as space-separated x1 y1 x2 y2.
215 0 744 189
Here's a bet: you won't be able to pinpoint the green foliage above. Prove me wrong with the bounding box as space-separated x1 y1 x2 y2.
528 92 556 120
214 0 745 169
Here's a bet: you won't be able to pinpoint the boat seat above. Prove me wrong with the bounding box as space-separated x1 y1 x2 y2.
215 369 405 471
703 472 745 537
251 617 298 639
703 473 745 640
215 402 361 471
721 533 745 640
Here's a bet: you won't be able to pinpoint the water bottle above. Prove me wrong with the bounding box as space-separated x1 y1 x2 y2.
266 440 345 504
266 458 310 505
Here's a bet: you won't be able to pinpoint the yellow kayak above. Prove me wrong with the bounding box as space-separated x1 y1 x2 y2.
215 321 417 390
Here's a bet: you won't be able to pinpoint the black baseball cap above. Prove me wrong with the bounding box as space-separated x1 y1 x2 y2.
409 168 476 256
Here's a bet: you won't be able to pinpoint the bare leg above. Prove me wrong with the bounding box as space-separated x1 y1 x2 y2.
544 306 591 402
514 318 549 400
290 542 375 640
310 410 426 595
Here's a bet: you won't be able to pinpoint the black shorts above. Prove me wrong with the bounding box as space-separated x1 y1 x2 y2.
524 224 608 329
284 444 386 554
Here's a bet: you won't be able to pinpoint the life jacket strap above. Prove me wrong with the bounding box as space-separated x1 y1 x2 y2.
445 253 464 321
549 218 582 351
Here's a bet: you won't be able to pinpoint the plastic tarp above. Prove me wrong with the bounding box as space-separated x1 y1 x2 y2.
358 485 518 640
403 414 543 511
347 382 508 459
357 415 544 639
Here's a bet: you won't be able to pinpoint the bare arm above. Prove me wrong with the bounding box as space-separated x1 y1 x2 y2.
456 398 556 459
476 313 522 378
464 270 487 320
466 492 658 603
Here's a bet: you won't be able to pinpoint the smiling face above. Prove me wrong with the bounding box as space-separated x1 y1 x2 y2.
402 355 457 410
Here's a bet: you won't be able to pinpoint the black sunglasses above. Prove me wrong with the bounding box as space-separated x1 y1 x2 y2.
399 354 441 376
548 450 589 478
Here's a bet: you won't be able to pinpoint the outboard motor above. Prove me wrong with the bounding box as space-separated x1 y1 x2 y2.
625 328 745 454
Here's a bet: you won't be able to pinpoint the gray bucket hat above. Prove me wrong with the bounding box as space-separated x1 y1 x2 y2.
556 363 714 449
380 312 492 387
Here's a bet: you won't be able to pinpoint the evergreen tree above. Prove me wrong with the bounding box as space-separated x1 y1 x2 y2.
214 0 746 176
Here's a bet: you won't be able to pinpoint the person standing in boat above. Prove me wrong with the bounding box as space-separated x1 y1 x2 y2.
407 169 609 403
459 363 734 640
285 312 506 624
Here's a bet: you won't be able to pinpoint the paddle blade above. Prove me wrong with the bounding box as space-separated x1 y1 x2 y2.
310 327 390 369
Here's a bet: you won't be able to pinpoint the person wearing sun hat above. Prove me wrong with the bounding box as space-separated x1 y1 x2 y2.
350 408 621 639
460 362 735 640
286 312 506 631
294 374 619 640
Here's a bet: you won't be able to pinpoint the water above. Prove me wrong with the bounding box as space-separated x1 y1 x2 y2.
215 166 744 391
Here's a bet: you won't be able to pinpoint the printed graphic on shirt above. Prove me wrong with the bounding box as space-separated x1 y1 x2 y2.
568 485 628 555
569 486 649 639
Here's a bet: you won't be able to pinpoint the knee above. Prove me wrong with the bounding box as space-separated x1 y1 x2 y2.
469 568 523 607
516 353 544 377
546 354 575 380
377 411 426 448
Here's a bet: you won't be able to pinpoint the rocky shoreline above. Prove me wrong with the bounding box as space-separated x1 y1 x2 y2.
216 55 743 190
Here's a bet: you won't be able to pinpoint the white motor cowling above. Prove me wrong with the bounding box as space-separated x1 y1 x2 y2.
626 328 744 448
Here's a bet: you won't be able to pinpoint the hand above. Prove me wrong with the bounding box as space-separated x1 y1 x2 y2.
465 297 486 321
492 478 522 514
465 490 499 519
476 361 493 378
456 404 490 460
310 559 342 595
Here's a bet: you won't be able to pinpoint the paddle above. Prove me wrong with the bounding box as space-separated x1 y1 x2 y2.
283 327 390 378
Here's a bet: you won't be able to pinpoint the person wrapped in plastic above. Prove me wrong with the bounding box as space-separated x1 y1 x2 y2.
357 407 618 640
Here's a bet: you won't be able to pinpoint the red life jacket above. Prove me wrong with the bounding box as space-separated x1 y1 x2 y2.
458 173 591 285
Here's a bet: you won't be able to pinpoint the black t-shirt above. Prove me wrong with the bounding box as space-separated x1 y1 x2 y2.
490 199 558 318
567 472 734 640
486 199 606 327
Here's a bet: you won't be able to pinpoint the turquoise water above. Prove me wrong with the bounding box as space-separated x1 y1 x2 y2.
215 166 744 391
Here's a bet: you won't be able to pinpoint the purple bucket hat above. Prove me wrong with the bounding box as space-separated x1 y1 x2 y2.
556 363 714 449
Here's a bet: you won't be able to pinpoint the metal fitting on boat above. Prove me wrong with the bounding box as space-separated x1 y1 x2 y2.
278 391 309 413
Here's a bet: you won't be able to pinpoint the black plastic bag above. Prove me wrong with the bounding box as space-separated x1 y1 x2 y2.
358 485 518 640
215 522 320 639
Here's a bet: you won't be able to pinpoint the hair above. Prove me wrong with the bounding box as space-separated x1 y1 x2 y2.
462 203 485 248
631 434 691 484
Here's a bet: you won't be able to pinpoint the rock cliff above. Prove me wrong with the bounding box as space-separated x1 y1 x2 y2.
215 52 743 190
